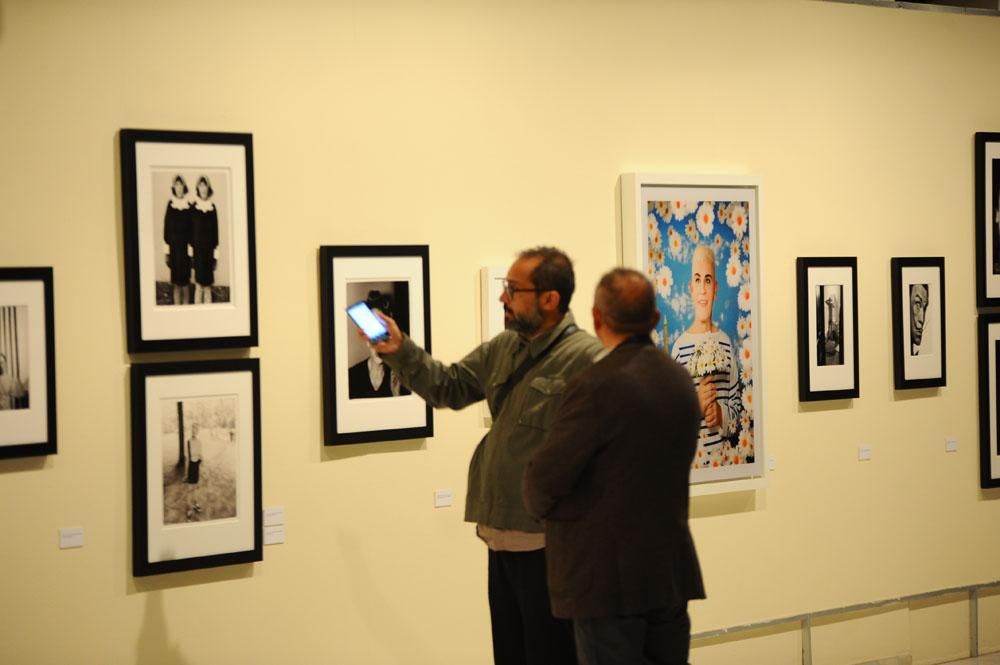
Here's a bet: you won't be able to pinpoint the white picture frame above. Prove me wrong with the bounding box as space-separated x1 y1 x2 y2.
619 174 765 492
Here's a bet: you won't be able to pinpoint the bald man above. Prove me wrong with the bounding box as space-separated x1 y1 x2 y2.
524 268 705 665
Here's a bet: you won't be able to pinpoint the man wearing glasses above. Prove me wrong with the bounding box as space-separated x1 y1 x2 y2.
367 247 602 665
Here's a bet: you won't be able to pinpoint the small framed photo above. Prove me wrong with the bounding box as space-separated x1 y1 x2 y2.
130 359 261 576
891 257 946 390
619 174 764 486
319 246 433 446
796 257 859 402
120 129 258 353
975 132 1000 307
0 268 56 459
978 314 1000 488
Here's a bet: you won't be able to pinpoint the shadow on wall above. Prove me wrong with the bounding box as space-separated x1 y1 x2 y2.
135 591 192 665
336 527 433 663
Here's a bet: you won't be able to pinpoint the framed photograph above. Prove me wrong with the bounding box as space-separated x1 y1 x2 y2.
130 359 261 576
620 174 764 486
979 314 1000 488
0 268 56 459
975 132 1000 308
319 246 433 446
120 129 258 353
891 257 946 389
796 257 859 402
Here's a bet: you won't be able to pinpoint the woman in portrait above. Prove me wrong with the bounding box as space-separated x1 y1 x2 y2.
191 175 219 304
163 175 193 305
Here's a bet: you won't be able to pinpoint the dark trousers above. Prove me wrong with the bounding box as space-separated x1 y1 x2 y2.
573 603 690 665
186 460 200 484
487 549 576 665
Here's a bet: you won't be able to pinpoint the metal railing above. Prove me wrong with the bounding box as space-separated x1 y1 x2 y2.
692 580 1000 663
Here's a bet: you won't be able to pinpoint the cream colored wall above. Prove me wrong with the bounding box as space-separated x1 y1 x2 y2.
1 1 999 663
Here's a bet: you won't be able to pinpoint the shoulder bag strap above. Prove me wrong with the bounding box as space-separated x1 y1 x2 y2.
490 324 578 418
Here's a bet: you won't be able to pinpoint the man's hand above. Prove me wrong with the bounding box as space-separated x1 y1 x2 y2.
359 311 404 355
697 379 722 429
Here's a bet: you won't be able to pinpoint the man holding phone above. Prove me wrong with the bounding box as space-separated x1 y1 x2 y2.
363 247 602 665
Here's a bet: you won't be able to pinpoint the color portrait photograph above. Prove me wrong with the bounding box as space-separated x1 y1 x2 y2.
645 198 755 472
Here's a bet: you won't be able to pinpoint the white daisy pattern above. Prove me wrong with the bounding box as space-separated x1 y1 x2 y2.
649 227 662 252
685 220 699 243
647 212 658 236
672 199 690 220
736 315 750 338
668 228 685 260
737 283 752 312
696 201 715 237
725 254 742 288
670 293 692 318
741 383 753 412
739 337 752 374
730 203 748 239
654 265 673 299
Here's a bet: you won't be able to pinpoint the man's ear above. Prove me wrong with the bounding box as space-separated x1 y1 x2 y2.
539 290 561 314
592 306 603 332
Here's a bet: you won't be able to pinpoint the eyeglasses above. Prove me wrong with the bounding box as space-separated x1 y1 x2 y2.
497 278 546 299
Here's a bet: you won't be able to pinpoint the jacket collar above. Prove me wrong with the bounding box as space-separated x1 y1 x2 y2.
608 333 654 355
526 311 578 358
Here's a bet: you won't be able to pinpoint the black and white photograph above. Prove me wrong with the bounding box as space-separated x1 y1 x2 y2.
978 314 1000 488
815 284 843 367
992 158 999 276
320 245 433 446
152 170 232 306
975 132 1000 307
796 257 859 402
909 284 929 356
0 268 55 459
0 305 29 410
160 396 238 524
131 359 261 576
892 257 946 390
345 281 412 400
121 129 257 353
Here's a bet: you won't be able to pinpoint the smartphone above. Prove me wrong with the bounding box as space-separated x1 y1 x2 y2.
346 301 390 343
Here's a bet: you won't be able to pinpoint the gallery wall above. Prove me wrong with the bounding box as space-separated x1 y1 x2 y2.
1 0 1000 663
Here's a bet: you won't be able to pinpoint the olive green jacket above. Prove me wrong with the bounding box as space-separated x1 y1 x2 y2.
381 312 603 532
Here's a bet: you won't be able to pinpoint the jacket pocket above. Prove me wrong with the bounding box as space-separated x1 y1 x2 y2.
516 377 566 431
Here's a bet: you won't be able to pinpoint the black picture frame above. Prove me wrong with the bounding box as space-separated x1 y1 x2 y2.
0 267 56 459
979 314 1000 488
975 132 1000 308
796 257 859 402
120 129 258 353
891 257 946 390
131 358 262 576
319 245 433 445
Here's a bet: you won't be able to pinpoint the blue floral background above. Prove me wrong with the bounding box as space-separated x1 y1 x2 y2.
646 199 756 465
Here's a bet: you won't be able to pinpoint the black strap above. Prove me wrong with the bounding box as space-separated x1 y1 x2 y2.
490 324 578 418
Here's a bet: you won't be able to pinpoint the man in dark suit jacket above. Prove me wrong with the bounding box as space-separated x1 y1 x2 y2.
523 268 705 665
